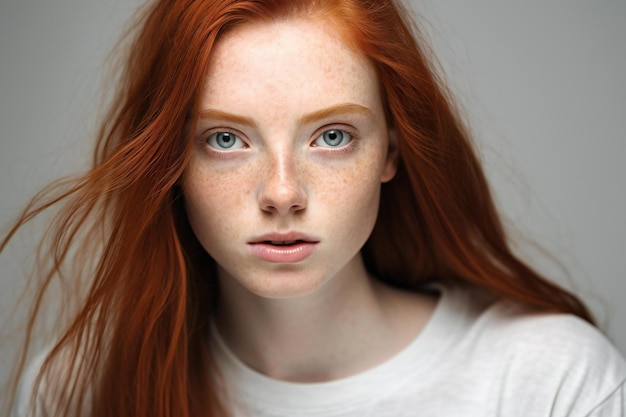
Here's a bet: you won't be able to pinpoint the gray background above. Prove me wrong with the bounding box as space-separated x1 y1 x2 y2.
1 0 624 388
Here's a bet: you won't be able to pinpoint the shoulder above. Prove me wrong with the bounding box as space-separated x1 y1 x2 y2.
484 299 624 372
13 346 91 417
468 294 626 416
13 350 49 417
440 285 625 374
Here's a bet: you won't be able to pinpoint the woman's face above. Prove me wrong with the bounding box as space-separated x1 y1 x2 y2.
183 18 397 299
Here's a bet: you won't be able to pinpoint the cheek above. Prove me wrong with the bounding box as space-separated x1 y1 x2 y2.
310 149 385 232
182 162 252 244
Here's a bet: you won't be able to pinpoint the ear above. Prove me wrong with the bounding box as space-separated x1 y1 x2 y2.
381 129 399 183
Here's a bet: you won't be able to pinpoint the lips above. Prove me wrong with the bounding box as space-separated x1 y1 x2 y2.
249 232 319 245
248 232 319 263
265 240 305 246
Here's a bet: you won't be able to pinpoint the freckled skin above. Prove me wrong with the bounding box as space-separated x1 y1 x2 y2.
182 19 397 299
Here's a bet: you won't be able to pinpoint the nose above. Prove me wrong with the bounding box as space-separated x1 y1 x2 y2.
258 150 307 216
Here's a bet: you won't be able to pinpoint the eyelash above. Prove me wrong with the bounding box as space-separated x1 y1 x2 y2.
201 128 248 157
311 125 359 155
199 124 359 156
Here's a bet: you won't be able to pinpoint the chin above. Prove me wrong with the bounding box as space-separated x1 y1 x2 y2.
235 268 332 300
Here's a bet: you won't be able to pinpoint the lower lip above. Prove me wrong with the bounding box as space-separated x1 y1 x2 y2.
248 242 318 263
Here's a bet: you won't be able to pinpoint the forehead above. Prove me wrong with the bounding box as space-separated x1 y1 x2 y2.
201 18 382 116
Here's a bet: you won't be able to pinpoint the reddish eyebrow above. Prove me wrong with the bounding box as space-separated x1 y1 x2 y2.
196 109 257 128
299 103 373 124
196 103 373 127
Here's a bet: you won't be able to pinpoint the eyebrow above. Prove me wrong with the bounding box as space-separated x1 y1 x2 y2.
196 103 373 127
196 109 256 127
299 103 373 125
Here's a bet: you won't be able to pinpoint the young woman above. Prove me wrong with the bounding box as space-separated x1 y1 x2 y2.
6 0 625 416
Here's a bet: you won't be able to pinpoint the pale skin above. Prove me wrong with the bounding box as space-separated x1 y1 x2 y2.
182 18 437 383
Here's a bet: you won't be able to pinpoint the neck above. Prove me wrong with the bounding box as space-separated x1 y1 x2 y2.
214 255 437 382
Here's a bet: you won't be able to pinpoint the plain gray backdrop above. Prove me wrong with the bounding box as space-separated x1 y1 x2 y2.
1 0 625 389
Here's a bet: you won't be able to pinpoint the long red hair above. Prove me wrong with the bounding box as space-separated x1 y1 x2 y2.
3 0 593 416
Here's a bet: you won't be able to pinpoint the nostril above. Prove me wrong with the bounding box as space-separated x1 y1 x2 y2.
257 181 308 216
256 155 309 215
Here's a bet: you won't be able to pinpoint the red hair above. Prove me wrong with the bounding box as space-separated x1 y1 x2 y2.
3 0 593 416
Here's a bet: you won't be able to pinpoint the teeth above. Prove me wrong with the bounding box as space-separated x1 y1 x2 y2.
268 240 299 245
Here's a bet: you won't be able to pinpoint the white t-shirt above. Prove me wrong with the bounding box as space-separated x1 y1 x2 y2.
15 285 626 416
210 285 626 417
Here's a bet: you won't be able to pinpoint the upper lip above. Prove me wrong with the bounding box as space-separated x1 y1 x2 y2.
248 232 320 244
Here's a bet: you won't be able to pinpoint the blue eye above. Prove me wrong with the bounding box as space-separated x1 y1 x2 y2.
314 129 352 148
206 131 245 150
